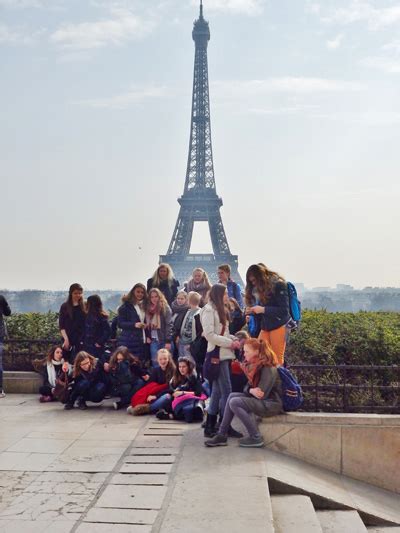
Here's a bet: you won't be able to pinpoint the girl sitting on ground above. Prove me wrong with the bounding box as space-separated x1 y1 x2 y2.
127 348 176 416
105 346 149 410
64 351 107 410
156 356 205 422
205 338 283 448
34 346 70 402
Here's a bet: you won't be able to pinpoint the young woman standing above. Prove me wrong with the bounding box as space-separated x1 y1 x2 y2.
245 264 290 366
184 268 211 306
59 283 86 363
147 263 179 306
117 284 148 363
200 284 241 437
83 295 111 362
146 288 173 367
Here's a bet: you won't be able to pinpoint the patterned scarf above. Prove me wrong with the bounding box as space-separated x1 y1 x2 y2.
241 355 268 388
146 303 161 330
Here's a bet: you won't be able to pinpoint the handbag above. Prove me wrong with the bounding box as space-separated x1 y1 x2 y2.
203 326 225 383
53 371 71 404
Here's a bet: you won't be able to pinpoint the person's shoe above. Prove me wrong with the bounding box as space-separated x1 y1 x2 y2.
39 395 53 403
113 401 121 410
204 413 218 438
227 426 244 438
64 402 74 410
0 390 5 399
239 435 265 448
133 404 151 416
77 398 88 410
156 409 170 420
205 433 228 447
126 405 135 415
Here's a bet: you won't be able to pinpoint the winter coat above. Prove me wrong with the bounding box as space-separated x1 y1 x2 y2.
117 302 147 360
200 303 236 361
83 315 111 353
261 281 290 332
169 374 203 396
227 280 244 309
146 305 173 345
147 278 180 306
0 295 11 341
59 303 86 347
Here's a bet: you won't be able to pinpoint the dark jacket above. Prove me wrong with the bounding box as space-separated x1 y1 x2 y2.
117 302 146 360
84 315 111 351
75 360 104 386
147 278 180 306
149 366 169 385
261 281 290 332
169 374 203 396
244 366 283 407
229 308 246 335
59 303 86 347
147 306 173 345
0 295 11 341
109 361 138 389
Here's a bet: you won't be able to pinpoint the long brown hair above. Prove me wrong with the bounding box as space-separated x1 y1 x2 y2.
32 345 63 370
208 284 229 326
108 346 138 371
65 283 85 319
73 351 97 378
171 356 196 388
87 294 108 318
245 264 285 305
243 338 279 367
147 288 169 315
122 283 148 307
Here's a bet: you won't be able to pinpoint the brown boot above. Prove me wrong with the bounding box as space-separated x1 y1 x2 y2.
132 404 151 416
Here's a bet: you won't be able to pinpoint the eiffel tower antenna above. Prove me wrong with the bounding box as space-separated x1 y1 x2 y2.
160 2 242 285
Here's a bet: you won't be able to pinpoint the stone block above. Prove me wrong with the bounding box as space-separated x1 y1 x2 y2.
84 507 157 525
3 372 41 394
95 485 167 510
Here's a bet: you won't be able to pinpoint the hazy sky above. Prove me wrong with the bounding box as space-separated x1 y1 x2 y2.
1 0 399 291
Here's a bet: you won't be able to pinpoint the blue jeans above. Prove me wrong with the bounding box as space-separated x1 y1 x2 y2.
150 393 172 413
208 359 232 417
150 340 165 367
70 380 106 404
0 341 4 390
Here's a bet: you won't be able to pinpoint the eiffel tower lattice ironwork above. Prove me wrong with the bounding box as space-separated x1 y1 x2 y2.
160 1 242 285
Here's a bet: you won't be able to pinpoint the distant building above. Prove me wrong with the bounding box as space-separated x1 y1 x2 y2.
336 284 354 291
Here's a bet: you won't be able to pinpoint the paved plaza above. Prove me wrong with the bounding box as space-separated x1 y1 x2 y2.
0 395 272 533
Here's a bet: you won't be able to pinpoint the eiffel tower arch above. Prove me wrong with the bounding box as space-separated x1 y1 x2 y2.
160 1 243 286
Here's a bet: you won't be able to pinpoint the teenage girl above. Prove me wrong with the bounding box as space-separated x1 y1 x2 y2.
64 351 106 410
59 283 86 363
146 288 173 367
205 338 283 448
34 345 70 402
84 294 111 362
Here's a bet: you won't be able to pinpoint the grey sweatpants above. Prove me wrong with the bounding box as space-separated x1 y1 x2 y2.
219 392 283 438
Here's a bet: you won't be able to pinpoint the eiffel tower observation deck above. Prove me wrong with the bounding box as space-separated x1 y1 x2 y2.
160 1 243 286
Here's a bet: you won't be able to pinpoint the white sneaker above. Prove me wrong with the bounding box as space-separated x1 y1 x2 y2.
0 390 5 399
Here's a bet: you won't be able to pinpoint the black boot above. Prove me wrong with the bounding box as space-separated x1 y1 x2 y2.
204 413 218 438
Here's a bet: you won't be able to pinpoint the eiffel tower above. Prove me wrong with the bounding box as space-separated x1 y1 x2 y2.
160 1 243 285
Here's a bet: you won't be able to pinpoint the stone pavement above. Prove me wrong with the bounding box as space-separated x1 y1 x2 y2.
0 395 272 533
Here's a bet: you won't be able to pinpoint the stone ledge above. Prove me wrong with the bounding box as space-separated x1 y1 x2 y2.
269 412 400 426
260 413 400 494
3 371 41 394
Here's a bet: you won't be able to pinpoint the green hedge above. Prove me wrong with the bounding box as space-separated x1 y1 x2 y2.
5 310 400 365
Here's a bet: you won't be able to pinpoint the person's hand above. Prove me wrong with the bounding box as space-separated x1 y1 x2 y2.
173 391 184 398
51 388 55 394
147 395 157 403
143 374 150 381
250 387 264 399
252 305 265 315
104 363 110 372
62 362 69 372
95 343 101 348
62 339 70 350
135 322 143 329
230 340 241 351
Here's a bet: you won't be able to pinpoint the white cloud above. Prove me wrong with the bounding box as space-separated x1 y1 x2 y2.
50 7 152 50
312 1 400 31
361 56 400 73
383 39 400 54
0 23 43 45
73 84 168 109
326 33 343 50
212 77 364 97
191 0 266 15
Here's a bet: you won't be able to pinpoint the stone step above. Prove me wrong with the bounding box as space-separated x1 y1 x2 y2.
3 371 41 393
367 529 400 532
317 510 367 532
264 449 400 527
271 495 323 533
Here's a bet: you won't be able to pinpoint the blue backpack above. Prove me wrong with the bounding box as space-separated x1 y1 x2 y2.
277 366 303 411
287 282 301 322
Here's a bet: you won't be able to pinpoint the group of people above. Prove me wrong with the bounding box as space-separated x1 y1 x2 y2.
1 261 293 448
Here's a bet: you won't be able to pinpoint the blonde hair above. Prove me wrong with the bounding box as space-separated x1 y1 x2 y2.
148 288 170 315
157 349 176 382
188 291 201 306
151 263 175 288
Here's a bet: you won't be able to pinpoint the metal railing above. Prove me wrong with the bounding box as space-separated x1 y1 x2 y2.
4 339 400 414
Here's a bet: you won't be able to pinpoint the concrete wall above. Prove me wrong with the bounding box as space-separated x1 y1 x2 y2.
260 413 400 494
3 371 42 394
